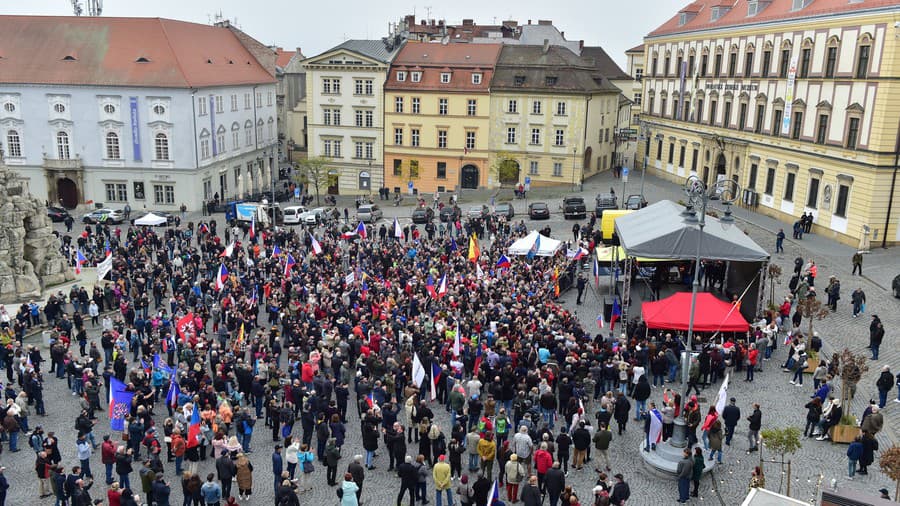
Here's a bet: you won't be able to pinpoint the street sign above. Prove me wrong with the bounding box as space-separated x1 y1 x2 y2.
407 181 414 195
294 188 300 199
524 176 531 191
622 167 629 183
619 128 638 135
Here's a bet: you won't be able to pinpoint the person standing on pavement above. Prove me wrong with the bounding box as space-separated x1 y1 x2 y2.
775 229 785 254
519 475 541 506
721 398 740 446
852 251 863 275
215 450 235 499
676 448 692 503
870 319 885 361
576 274 586 305
347 455 365 503
746 404 762 453
200 473 222 506
340 472 360 506
691 447 705 498
877 366 894 408
851 288 866 317
234 452 253 501
433 454 452 506
545 462 565 506
396 455 417 506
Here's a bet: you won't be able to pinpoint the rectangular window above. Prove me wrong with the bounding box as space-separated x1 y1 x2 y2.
154 184 175 205
438 130 447 148
440 73 451 83
198 97 207 116
688 55 695 77
754 104 765 133
635 68 643 80
554 129 565 146
409 160 419 178
783 172 796 201
412 98 420 114
437 162 447 179
553 162 563 177
648 97 655 116
668 143 675 164
792 111 803 139
835 184 850 217
322 79 331 94
333 140 341 157
532 101 542 114
267 92 273 106
472 73 482 85
244 93 251 109
231 94 238 111
762 50 771 77
856 45 870 79
439 98 448 115
215 95 224 113
744 52 754 76
232 131 239 151
355 110 364 127
780 49 791 78
696 99 704 124
656 139 663 160
723 102 732 128
105 183 127 202
748 163 758 189
355 80 364 95
678 146 686 167
323 109 332 126
411 129 420 147
355 142 364 159
816 114 829 144
506 127 517 144
676 56 683 77
772 109 783 137
393 159 402 176
807 177 820 208
556 102 567 116
332 109 341 126
738 102 748 131
651 57 658 76
728 53 737 77
411 72 421 83
634 93 642 106
323 139 332 157
395 97 404 113
396 71 406 82
701 54 709 77
664 56 670 77
465 131 476 150
709 100 717 125
765 167 776 195
529 160 539 175
672 99 679 119
661 98 667 119
200 138 210 159
691 149 698 172
800 48 811 78
531 128 541 145
245 128 252 146
394 128 403 145
825 47 837 78
846 117 860 149
217 132 225 153
467 99 477 116
365 142 373 160
365 80 373 95
507 100 518 113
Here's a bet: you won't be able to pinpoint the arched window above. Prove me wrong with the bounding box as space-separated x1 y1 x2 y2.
6 130 21 157
155 133 170 160
105 132 121 159
56 131 70 159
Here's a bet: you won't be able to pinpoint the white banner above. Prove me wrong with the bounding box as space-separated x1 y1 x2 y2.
97 254 113 280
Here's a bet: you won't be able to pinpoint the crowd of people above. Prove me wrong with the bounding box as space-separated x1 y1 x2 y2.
0 194 891 506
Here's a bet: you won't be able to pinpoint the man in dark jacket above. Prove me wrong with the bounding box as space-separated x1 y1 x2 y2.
115 448 133 490
473 473 493 506
348 455 365 503
216 450 236 499
877 365 894 408
545 462 566 506
676 449 692 503
610 473 631 505
747 404 762 451
396 455 417 506
384 422 407 471
721 398 741 446
871 320 885 361
151 475 171 506
520 475 541 506
571 422 591 470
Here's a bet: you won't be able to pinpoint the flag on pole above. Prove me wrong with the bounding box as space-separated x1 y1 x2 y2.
216 263 229 291
108 378 133 432
97 253 113 280
412 353 426 388
220 242 235 258
425 274 437 299
715 374 730 415
596 314 605 329
75 250 88 275
198 223 209 234
475 262 484 279
527 234 540 260
393 217 403 239
487 479 499 505
355 221 367 239
593 254 600 287
496 254 511 269
152 353 172 375
610 298 621 330
232 323 245 352
186 406 201 448
272 245 282 257
566 247 588 261
309 233 323 255
467 233 480 263
430 363 442 401
436 273 448 299
453 321 461 358
166 374 180 409
648 408 663 449
284 254 296 277
249 213 256 239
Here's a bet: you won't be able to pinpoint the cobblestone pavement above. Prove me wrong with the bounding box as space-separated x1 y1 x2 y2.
4 169 897 505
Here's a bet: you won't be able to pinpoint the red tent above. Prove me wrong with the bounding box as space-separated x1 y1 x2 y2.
641 292 749 333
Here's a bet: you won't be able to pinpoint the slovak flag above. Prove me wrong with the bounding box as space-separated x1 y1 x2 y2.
474 342 484 372
355 221 367 239
75 250 88 275
186 406 201 448
284 253 296 277
309 233 323 255
216 263 229 291
249 213 256 239
496 255 511 269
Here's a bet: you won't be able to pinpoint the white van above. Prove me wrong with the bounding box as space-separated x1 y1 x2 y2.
282 205 307 225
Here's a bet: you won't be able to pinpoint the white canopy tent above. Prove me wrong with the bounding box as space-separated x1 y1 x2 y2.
133 213 168 226
507 230 562 257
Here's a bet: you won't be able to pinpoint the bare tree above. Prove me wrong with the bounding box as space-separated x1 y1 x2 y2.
767 263 782 307
294 157 330 206
796 296 830 339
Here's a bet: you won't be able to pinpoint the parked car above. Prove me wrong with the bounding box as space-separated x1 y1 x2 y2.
562 196 587 219
623 194 648 210
356 204 383 223
528 202 550 220
494 203 515 219
893 273 900 298
467 205 490 219
47 206 70 222
595 193 618 216
82 208 125 224
282 205 308 225
301 207 333 225
439 206 459 223
411 207 435 224
129 210 176 226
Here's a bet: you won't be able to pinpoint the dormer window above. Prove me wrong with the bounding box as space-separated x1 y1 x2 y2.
711 6 730 21
747 0 770 16
514 75 526 86
62 55 77 61
792 0 812 10
135 57 151 63
411 72 422 83
678 12 696 26
440 73 451 84
471 73 482 85
545 76 558 86
396 71 407 82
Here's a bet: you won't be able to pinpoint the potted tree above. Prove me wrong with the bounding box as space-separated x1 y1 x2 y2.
760 427 802 497
878 445 900 502
796 296 830 373
830 348 869 443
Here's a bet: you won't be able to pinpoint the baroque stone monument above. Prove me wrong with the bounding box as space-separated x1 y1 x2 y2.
0 163 73 301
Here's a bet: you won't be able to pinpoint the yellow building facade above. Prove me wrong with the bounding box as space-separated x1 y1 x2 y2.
639 0 900 247
383 43 501 195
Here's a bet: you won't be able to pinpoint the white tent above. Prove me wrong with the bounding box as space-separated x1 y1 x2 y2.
507 230 562 257
133 212 168 226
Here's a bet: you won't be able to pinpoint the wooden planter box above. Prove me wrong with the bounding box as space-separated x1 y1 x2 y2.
804 358 819 374
829 424 859 444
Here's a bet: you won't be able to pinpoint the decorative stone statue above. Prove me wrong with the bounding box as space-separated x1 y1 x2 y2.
0 163 73 301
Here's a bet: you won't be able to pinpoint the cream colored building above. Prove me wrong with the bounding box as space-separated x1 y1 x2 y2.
639 0 900 247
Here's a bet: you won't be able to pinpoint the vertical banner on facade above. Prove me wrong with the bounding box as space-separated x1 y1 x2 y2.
781 57 798 136
209 96 217 156
678 60 687 121
129 97 141 161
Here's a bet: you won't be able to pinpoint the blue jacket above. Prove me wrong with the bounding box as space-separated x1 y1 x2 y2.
272 451 283 476
847 441 863 461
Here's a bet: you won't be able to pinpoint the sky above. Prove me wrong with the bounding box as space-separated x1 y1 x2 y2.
1 0 686 69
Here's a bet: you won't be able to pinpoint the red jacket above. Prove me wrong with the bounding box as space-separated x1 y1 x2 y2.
101 440 117 464
747 349 759 366
534 449 553 474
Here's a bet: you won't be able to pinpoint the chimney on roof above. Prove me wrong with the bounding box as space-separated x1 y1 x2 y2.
405 15 415 27
439 20 444 27
527 19 532 25
579 40 584 51
560 31 565 38
431 19 435 26
538 20 552 26
462 19 474 26
296 47 302 55
542 39 550 54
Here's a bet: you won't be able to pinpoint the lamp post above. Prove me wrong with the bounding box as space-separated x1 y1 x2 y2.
638 122 651 197
368 160 373 202
681 174 740 385
572 147 578 192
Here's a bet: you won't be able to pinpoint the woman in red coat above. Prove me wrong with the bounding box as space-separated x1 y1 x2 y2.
745 343 759 382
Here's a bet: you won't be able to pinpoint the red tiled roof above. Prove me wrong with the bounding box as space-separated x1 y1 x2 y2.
386 42 501 92
626 43 646 53
275 48 296 69
648 0 900 38
0 15 276 88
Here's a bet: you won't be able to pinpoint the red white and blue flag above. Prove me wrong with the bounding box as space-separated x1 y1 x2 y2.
75 250 88 275
488 478 499 505
284 253 296 277
496 254 511 269
430 363 442 401
198 223 209 234
474 342 484 372
216 263 229 291
355 221 367 239
648 408 663 448
435 273 447 299
567 247 588 261
610 298 621 330
249 213 256 239
272 245 282 257
365 392 377 409
108 378 133 432
309 233 323 255
597 313 605 329
425 274 437 299
186 406 201 448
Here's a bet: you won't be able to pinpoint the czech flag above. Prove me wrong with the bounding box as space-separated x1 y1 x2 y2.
425 274 437 299
220 241 235 258
496 255 511 270
249 213 256 239
610 298 621 330
166 374 180 409
450 236 458 253
487 478 499 505
216 263 229 291
597 313 605 329
75 250 88 275
435 273 448 299
430 362 442 401
272 245 282 257
284 253 296 277
186 406 201 448
467 233 480 263
198 223 209 234
393 217 403 239
474 342 483 372
309 233 323 255
355 221 367 239
365 392 377 409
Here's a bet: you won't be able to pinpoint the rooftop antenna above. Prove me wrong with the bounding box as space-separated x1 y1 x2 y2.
424 6 432 21
71 0 102 16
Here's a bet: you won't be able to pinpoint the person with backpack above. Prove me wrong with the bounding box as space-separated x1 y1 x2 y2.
297 443 315 492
